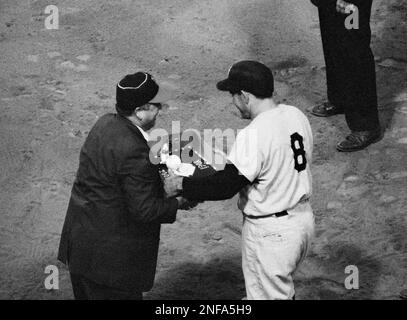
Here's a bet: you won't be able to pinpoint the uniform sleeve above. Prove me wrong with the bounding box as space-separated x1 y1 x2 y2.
182 163 250 201
310 0 336 7
347 0 368 7
119 146 178 224
227 128 263 183
302 113 314 165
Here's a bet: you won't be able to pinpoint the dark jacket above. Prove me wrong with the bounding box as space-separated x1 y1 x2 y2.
58 113 178 292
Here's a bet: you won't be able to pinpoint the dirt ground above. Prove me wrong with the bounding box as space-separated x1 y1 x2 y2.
0 0 406 300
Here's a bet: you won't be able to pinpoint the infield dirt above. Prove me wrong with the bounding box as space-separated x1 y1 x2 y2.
0 0 406 299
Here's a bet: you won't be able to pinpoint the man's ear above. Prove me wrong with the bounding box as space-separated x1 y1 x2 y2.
133 106 144 120
241 90 251 103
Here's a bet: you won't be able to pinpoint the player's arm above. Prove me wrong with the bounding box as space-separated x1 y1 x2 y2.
171 127 259 201
342 0 366 7
180 163 250 201
310 0 336 7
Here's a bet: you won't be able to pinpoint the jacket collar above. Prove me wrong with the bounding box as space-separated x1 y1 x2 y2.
135 125 150 142
116 113 148 144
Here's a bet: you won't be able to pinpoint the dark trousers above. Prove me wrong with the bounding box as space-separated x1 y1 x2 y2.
318 1 380 131
70 273 143 300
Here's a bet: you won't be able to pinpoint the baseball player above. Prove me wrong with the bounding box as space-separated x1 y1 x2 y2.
165 60 315 300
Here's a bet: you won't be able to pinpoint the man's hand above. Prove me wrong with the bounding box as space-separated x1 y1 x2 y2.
336 0 356 14
164 175 183 198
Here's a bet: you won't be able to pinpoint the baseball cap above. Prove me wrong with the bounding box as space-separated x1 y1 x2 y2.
116 72 174 113
216 60 274 98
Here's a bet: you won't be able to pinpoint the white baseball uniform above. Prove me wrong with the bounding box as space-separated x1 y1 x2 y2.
227 104 315 300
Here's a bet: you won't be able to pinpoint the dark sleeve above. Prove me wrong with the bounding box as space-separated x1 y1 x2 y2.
119 145 178 224
182 163 250 201
348 0 369 7
310 0 336 7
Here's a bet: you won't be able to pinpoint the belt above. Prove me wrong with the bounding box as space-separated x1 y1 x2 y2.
243 210 288 219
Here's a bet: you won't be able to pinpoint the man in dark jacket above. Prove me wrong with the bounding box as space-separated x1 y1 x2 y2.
58 72 187 299
310 0 381 151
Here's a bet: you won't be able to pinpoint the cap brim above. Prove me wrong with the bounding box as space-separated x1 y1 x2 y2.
216 79 239 92
150 81 177 103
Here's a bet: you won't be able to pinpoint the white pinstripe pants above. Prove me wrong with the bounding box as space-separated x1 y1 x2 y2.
242 202 315 300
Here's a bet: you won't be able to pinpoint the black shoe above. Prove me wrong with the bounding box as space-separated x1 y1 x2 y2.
311 102 344 117
336 128 382 152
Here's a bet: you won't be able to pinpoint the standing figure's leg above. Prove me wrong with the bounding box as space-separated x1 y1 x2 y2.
312 4 345 117
335 0 382 151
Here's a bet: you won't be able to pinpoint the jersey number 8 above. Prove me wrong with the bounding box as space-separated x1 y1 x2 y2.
290 132 307 172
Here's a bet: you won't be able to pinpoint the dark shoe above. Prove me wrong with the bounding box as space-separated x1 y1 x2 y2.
336 129 382 152
311 102 344 117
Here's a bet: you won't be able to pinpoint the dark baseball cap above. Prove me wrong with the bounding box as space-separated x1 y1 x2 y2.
217 60 274 98
116 72 174 113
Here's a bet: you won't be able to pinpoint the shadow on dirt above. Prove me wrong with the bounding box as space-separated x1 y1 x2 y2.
150 255 245 300
231 0 314 70
152 244 383 300
302 243 383 299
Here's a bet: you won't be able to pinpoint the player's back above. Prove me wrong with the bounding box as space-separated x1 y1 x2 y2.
237 104 313 216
